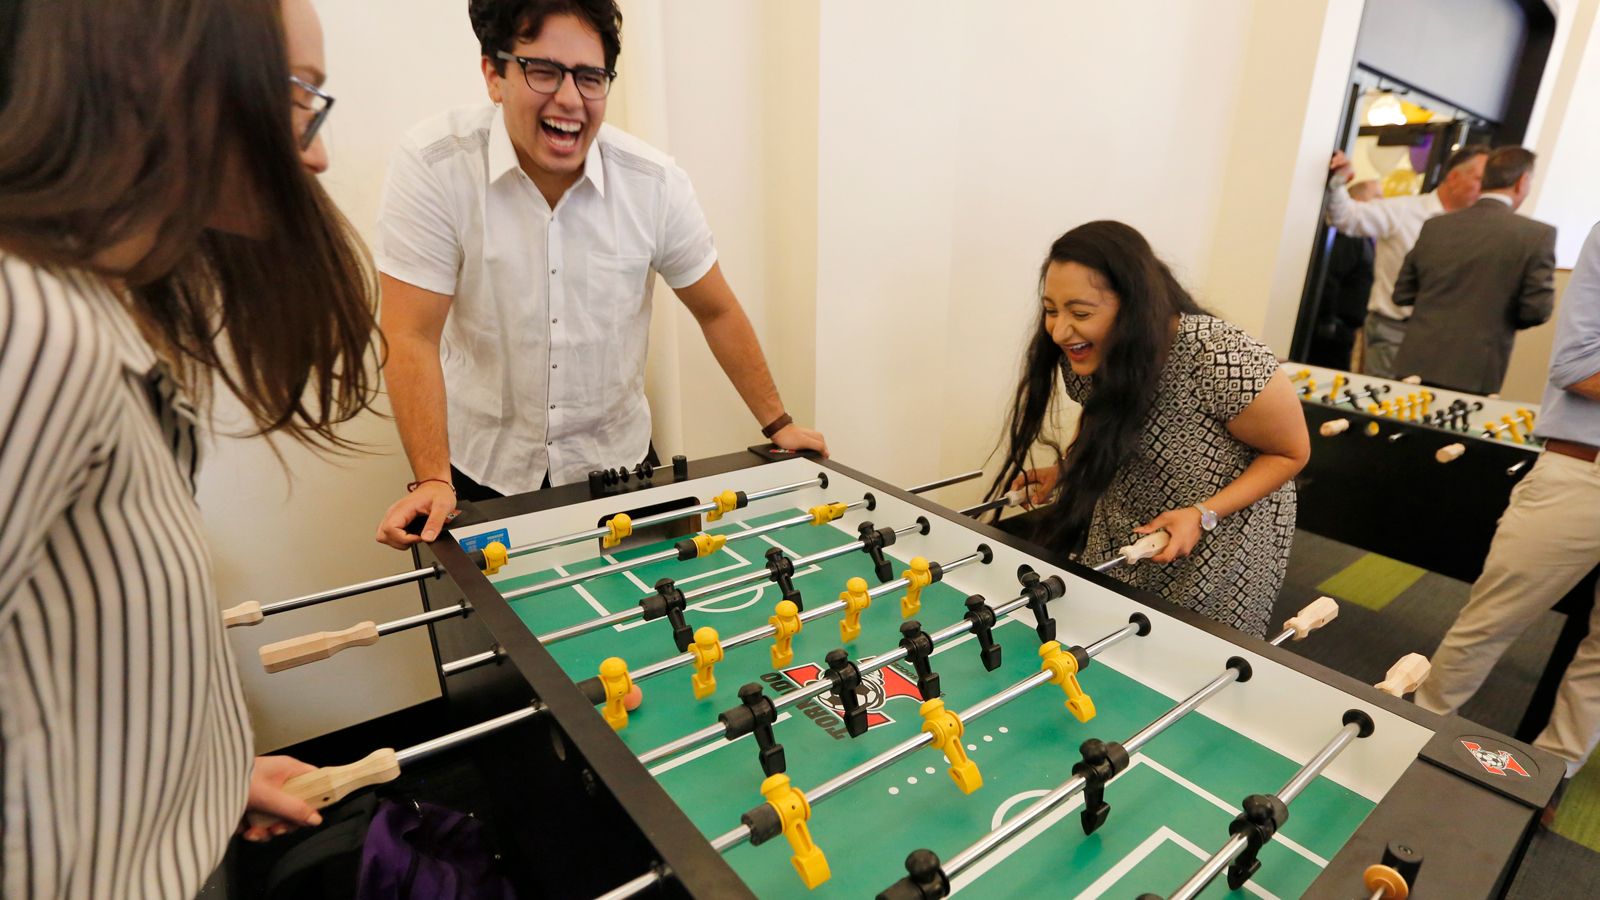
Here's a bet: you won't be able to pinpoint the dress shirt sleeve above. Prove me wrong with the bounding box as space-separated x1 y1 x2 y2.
1326 184 1407 239
653 163 718 290
0 265 117 623
376 140 463 296
1549 222 1600 389
1515 225 1557 329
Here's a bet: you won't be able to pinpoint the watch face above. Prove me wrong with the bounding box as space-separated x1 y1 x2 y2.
1198 507 1218 530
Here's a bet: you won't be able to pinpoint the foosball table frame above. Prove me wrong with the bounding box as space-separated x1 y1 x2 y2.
273 450 1562 898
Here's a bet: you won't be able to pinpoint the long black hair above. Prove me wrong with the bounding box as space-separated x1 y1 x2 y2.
985 221 1206 549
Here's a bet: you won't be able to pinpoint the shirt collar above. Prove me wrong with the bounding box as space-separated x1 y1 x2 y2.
488 106 521 183
488 106 607 198
584 126 606 197
1480 193 1514 206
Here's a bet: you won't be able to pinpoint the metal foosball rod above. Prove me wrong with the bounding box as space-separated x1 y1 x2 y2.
1338 382 1391 408
905 469 985 495
508 473 828 561
1155 709 1375 900
708 617 1151 854
501 494 874 602
258 602 474 673
611 546 994 700
538 517 931 647
875 597 1342 900
250 704 546 823
222 564 457 628
223 472 836 627
634 569 1069 768
257 520 943 675
600 615 1151 898
957 486 1028 518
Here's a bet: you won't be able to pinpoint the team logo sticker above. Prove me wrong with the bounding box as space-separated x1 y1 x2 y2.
760 658 925 739
1461 740 1530 778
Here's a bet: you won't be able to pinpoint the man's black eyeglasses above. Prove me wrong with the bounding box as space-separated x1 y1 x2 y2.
495 52 615 100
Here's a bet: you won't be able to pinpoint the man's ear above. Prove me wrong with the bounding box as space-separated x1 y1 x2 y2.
482 55 504 104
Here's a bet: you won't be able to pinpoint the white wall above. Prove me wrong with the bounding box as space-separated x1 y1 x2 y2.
205 0 486 752
1528 0 1600 267
1205 0 1365 352
937 0 1264 507
806 0 1364 509
813 0 961 488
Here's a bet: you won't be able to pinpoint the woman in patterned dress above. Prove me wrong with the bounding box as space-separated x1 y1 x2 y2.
986 221 1309 635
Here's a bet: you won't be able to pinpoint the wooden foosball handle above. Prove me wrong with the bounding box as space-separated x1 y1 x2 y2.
1435 443 1466 463
1283 596 1339 640
283 748 402 809
222 601 263 627
1117 530 1170 565
1375 653 1431 697
1319 418 1351 437
259 621 380 673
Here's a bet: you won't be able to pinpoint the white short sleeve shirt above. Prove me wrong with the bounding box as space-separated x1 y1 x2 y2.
378 105 717 494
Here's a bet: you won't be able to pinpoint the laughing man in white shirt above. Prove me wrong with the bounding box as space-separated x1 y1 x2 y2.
375 0 827 548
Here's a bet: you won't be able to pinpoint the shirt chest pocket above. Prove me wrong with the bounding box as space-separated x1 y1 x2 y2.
585 253 652 308
573 253 652 382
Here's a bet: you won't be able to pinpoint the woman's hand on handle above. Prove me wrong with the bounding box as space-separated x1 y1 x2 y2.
1135 508 1203 563
1008 465 1059 508
240 755 324 842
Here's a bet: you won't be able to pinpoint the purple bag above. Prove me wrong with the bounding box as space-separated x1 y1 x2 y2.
356 800 515 900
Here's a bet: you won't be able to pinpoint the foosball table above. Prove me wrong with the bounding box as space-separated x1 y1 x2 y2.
234 452 1560 897
1289 362 1598 743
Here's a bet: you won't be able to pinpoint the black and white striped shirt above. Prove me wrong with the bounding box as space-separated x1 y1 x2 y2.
1 255 253 898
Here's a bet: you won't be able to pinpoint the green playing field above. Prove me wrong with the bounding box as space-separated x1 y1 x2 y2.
494 509 1374 898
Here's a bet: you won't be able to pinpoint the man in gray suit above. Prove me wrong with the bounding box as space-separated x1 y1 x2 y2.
1392 146 1556 395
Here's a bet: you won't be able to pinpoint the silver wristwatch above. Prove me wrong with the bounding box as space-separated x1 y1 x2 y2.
1193 503 1218 532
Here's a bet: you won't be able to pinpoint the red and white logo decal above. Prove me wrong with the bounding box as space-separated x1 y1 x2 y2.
1462 740 1530 777
778 660 925 732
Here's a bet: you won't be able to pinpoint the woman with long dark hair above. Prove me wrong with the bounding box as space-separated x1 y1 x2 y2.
987 221 1308 634
0 0 380 895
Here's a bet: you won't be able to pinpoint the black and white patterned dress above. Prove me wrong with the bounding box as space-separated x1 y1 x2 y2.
1064 314 1296 635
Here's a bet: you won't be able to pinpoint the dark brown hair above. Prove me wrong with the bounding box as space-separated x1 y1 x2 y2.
471 0 623 73
1482 146 1537 192
986 221 1207 549
0 0 381 449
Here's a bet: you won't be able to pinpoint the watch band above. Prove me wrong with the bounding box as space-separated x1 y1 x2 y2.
761 412 793 439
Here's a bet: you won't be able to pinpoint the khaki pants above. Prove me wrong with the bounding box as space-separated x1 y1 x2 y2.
1414 451 1600 777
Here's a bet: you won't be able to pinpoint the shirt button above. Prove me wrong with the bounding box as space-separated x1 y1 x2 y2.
546 440 553 446
552 363 558 369
549 404 556 410
551 268 557 275
551 318 558 324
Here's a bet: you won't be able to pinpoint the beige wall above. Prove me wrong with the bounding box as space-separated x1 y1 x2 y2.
206 0 486 752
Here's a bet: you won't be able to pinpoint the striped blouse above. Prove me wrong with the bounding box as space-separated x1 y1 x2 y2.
0 255 253 898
